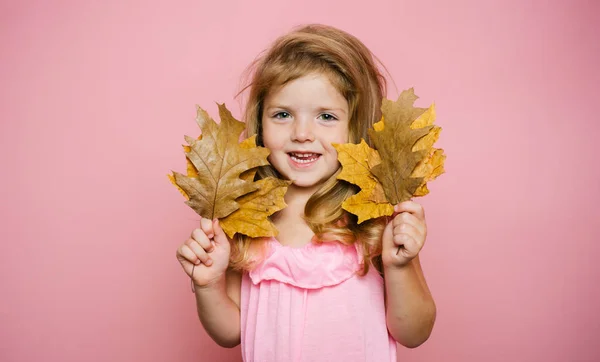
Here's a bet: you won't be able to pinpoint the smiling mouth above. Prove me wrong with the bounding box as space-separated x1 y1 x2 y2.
288 152 321 165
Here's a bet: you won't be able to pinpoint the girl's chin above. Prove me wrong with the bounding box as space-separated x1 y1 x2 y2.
287 176 330 190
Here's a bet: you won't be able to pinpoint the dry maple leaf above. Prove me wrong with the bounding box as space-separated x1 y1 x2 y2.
368 89 444 205
372 103 446 197
219 136 291 238
168 103 272 223
220 177 291 238
335 89 445 223
408 104 446 196
333 140 394 223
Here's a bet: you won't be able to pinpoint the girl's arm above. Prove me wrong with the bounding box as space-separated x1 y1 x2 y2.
384 255 436 348
381 201 436 347
177 218 242 348
193 269 242 348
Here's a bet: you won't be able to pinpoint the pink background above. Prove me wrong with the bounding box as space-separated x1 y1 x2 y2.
1 0 599 361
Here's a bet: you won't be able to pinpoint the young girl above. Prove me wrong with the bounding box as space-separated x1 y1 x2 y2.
176 24 436 361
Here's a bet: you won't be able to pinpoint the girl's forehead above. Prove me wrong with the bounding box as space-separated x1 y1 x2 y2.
264 73 347 108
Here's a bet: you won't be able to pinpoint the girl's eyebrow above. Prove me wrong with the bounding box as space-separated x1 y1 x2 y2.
265 104 347 115
316 106 347 115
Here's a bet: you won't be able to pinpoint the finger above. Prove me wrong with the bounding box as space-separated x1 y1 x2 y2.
199 217 214 239
396 238 418 258
191 228 214 253
393 212 425 234
393 232 408 247
185 238 213 266
393 224 421 239
177 244 201 266
394 201 425 219
392 224 423 255
212 219 229 246
393 232 421 257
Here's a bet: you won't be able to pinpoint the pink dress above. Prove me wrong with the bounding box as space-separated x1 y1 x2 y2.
240 237 397 361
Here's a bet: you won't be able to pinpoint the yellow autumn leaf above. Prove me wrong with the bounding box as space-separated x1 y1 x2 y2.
333 140 394 223
342 184 394 224
373 117 384 132
220 177 291 238
412 148 446 196
334 139 381 190
406 100 445 195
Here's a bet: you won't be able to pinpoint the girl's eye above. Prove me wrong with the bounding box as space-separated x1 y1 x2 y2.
274 112 290 119
318 113 338 121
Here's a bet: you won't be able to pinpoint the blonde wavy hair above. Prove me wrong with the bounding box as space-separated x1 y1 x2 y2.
230 24 390 275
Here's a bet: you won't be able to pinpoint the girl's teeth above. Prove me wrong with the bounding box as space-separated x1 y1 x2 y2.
291 154 319 163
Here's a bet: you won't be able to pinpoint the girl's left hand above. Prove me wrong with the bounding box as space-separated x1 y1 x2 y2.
381 201 427 269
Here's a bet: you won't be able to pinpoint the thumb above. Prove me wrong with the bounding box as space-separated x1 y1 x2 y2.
212 219 230 246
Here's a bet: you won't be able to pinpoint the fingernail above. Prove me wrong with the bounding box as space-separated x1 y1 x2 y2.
194 259 201 265
205 259 213 266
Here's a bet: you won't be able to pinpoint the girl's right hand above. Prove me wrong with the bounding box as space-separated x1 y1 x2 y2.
176 218 231 289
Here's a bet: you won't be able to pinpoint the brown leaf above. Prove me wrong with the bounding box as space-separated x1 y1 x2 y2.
334 89 445 223
368 89 436 205
239 135 259 183
220 177 291 238
167 173 189 200
167 135 202 200
169 104 270 220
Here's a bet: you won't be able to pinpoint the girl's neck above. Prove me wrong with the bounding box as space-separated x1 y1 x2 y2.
270 184 319 247
277 184 314 220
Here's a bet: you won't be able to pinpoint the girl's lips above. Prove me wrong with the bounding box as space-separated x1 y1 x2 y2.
288 153 321 169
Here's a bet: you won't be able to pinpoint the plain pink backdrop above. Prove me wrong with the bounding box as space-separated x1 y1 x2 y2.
1 0 599 361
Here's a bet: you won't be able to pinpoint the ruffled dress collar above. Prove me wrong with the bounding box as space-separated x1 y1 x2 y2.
248 238 362 289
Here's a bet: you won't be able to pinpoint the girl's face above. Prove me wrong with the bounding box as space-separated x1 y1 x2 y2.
262 73 349 190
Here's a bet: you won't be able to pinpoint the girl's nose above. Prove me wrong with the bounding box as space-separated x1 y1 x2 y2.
291 119 314 142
